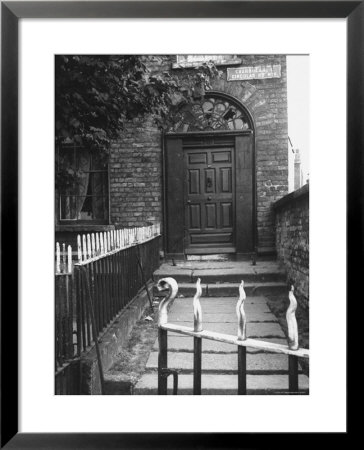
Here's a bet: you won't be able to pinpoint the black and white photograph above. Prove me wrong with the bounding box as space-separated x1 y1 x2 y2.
1 0 354 443
55 54 309 396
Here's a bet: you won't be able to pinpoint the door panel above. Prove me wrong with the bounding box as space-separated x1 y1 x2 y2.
190 233 231 245
220 167 232 193
189 204 201 229
204 168 216 193
205 203 217 228
185 146 235 249
221 202 233 228
189 153 207 164
189 169 200 194
212 151 231 163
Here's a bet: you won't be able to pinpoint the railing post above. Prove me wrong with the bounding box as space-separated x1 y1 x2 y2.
288 355 299 393
158 328 168 395
287 285 299 393
82 267 105 395
238 346 247 395
193 337 202 395
237 280 247 395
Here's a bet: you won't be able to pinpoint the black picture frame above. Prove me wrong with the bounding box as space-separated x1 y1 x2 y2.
1 1 359 447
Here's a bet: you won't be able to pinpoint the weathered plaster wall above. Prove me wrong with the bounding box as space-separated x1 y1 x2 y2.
274 184 309 308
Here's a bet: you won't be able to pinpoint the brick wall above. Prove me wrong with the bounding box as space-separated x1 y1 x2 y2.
274 184 309 308
109 116 162 227
109 55 288 250
210 55 288 252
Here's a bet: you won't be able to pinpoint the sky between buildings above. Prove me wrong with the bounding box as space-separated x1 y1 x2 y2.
287 55 310 191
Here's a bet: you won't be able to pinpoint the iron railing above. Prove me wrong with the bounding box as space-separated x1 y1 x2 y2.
55 224 161 394
157 277 309 395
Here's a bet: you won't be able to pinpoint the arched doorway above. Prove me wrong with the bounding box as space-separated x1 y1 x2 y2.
164 92 255 258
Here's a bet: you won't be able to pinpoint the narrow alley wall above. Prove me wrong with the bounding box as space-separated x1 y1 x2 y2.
274 184 309 308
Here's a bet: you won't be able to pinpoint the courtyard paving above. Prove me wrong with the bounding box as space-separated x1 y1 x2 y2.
134 293 309 395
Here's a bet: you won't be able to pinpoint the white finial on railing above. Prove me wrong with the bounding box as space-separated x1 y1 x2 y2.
287 285 299 350
236 280 247 341
100 232 104 254
107 231 111 252
193 278 203 332
110 230 114 250
135 227 139 245
56 242 61 273
91 234 96 257
157 277 178 326
77 235 82 262
67 245 72 273
96 233 100 256
82 235 87 261
103 232 107 254
87 234 92 260
62 243 66 272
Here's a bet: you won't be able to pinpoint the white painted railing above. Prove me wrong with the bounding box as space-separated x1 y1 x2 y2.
55 223 161 272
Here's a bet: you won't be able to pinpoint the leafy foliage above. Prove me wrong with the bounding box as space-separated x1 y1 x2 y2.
56 55 220 188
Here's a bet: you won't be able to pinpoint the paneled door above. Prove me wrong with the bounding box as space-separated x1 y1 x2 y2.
184 146 235 250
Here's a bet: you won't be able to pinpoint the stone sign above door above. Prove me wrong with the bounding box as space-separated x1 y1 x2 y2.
173 55 242 69
227 64 282 81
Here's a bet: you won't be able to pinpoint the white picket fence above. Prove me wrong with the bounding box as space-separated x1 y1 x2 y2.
55 223 161 274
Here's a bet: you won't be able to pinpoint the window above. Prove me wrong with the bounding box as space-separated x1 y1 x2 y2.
169 93 252 133
58 146 109 223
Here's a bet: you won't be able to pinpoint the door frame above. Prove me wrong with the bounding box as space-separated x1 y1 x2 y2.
163 129 256 259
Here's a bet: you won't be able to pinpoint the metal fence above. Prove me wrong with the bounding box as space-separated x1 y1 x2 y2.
55 224 161 394
156 277 309 395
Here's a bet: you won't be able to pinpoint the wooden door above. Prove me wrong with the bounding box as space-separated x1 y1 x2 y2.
185 146 235 251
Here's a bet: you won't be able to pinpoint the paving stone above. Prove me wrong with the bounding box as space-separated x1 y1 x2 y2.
134 374 309 395
167 321 285 338
146 351 295 373
154 283 208 298
192 268 285 283
152 336 287 353
168 312 277 323
170 298 272 314
172 295 271 303
207 282 287 297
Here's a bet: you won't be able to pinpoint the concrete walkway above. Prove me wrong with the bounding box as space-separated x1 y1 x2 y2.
134 294 309 395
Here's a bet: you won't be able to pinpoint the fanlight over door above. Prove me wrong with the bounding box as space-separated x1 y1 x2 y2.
168 93 253 133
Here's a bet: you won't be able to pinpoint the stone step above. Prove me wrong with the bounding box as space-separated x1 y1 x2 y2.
154 282 287 298
154 261 286 284
134 373 309 395
145 351 301 374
